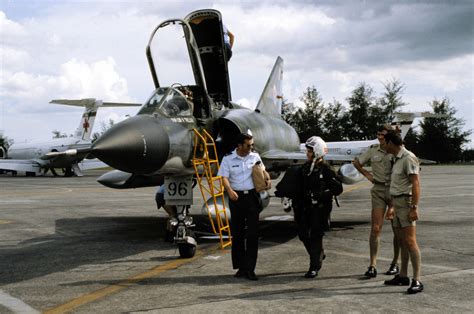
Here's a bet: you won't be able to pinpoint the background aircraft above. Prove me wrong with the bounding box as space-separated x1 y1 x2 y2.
303 111 438 184
0 99 140 176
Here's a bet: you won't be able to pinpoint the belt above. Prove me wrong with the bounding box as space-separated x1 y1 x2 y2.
373 181 390 186
235 189 256 195
392 194 411 198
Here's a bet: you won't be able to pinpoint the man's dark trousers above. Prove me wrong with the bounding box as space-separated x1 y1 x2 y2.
229 190 260 272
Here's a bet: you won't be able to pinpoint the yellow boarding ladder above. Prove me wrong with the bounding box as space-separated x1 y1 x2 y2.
192 128 232 249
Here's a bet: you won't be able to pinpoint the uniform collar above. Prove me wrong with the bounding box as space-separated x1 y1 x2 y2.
231 148 251 160
377 145 387 153
395 146 408 159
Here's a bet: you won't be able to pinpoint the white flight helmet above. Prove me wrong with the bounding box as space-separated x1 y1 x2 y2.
305 136 327 160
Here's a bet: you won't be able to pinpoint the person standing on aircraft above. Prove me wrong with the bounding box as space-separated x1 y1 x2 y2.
218 133 262 281
383 130 424 294
223 24 234 61
293 136 343 278
353 124 401 278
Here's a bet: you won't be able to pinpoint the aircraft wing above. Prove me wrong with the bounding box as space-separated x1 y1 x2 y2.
78 159 109 170
261 150 361 163
419 158 437 165
260 150 307 161
0 159 42 173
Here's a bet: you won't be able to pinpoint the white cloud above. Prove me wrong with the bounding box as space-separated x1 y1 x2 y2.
0 1 472 146
0 11 27 40
1 58 132 110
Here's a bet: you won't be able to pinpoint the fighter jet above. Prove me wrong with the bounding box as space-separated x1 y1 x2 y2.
0 99 140 176
54 9 317 257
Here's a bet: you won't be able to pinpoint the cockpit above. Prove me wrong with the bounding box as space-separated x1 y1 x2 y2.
138 86 193 117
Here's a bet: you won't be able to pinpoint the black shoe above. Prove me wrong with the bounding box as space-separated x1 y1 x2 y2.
384 275 410 286
407 279 424 294
385 263 400 275
304 269 318 278
234 269 247 278
246 271 258 281
364 266 377 278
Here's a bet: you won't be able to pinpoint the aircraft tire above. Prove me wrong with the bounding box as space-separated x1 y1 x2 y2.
178 243 196 258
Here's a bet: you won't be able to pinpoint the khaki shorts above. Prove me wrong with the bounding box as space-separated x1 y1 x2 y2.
392 195 416 228
371 183 391 210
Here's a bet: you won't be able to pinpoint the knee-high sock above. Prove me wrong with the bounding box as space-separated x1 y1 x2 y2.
391 235 401 265
409 248 421 281
400 245 410 278
369 232 380 266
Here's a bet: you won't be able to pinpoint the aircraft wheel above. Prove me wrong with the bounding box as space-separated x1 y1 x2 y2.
178 243 196 258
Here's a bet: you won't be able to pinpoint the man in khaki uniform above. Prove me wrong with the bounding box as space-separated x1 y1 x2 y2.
354 124 400 278
383 130 424 294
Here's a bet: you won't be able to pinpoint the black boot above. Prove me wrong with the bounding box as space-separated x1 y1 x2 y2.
304 267 318 278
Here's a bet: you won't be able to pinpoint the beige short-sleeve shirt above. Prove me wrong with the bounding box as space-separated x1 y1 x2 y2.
356 144 393 184
390 147 420 196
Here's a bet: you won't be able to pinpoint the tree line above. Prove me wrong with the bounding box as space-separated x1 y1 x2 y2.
282 79 472 163
1 80 471 163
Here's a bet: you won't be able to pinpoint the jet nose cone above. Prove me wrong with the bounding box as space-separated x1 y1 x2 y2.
93 115 169 174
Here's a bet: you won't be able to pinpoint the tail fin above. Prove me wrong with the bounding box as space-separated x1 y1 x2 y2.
392 111 443 140
50 99 141 141
255 56 284 118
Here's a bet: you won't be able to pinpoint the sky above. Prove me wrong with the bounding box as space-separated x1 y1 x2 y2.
0 0 473 147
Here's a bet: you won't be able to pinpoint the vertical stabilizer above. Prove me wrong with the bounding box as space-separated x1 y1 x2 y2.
255 57 284 118
392 111 441 140
50 99 100 141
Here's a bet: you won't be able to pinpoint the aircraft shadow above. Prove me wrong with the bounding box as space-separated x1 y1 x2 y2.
0 216 174 285
0 217 366 285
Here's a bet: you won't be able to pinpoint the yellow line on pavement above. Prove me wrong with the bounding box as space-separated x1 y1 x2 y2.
0 220 12 224
43 244 221 314
342 182 371 194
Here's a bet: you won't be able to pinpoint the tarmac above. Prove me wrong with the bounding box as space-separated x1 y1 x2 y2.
0 165 473 313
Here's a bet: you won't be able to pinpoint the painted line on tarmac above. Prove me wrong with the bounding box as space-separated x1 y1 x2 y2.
0 289 40 314
43 244 222 314
342 182 371 194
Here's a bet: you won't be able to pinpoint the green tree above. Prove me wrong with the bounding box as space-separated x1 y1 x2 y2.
291 86 325 142
321 99 349 141
402 128 420 156
281 99 297 126
418 98 471 163
461 149 474 162
346 82 378 140
378 78 407 122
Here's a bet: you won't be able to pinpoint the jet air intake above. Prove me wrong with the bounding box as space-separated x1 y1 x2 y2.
92 115 169 174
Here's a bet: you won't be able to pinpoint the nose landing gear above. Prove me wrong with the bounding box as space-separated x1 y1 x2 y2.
169 205 197 258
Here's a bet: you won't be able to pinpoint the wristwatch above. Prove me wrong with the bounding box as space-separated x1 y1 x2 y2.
410 204 418 209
